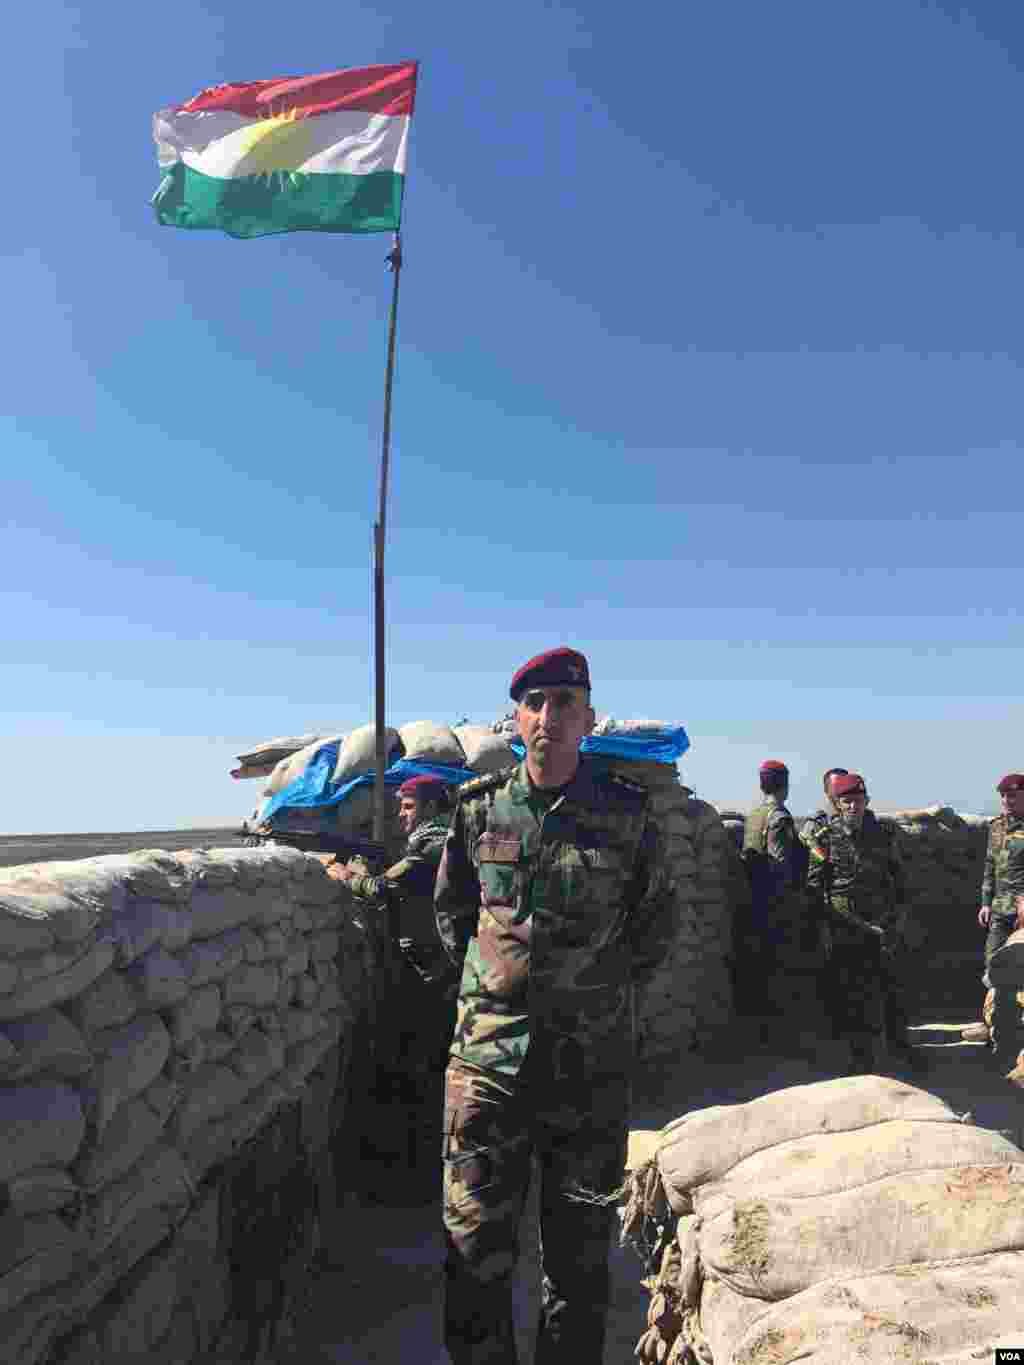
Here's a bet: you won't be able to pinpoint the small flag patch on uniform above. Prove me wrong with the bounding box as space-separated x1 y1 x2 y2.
809 844 827 862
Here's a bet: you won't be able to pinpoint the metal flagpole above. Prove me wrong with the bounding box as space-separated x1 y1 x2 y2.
372 232 403 843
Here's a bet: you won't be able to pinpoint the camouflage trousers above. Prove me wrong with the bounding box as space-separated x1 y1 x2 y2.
984 911 1022 1059
442 1059 628 1365
819 933 912 1064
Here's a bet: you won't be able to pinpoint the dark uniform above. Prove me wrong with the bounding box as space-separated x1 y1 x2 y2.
347 812 456 1189
434 756 675 1364
805 807 908 1070
981 807 1024 1063
740 792 801 1013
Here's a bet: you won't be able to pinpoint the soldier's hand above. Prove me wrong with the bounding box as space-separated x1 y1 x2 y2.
978 905 992 928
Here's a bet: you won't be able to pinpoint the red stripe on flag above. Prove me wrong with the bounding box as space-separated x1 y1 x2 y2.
179 62 417 119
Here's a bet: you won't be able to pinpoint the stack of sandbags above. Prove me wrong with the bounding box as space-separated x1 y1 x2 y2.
454 725 516 775
265 735 346 798
584 749 732 1059
883 807 987 961
628 1075 1024 1363
232 735 323 782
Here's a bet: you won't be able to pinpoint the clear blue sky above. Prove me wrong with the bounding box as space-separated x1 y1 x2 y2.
2 1 1021 832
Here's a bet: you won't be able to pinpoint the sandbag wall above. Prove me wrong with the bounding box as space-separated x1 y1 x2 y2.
0 846 373 1365
629 1075 1024 1363
716 807 989 1013
590 762 734 1061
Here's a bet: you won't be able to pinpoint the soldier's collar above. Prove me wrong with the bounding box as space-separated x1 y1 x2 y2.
510 755 596 808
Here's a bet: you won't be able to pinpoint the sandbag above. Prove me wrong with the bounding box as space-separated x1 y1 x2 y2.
124 945 188 1008
236 734 322 767
0 1009 92 1081
454 725 517 774
86 1013 172 1135
657 1075 960 1214
989 926 1024 988
694 1119 1019 1222
0 941 115 1022
265 734 345 797
332 723 401 785
0 1212 82 1315
0 1084 85 1183
167 984 221 1045
108 898 191 964
721 1252 1024 1363
699 1163 1024 1300
3 1167 78 1216
397 719 466 767
73 1096 166 1191
85 1144 191 1257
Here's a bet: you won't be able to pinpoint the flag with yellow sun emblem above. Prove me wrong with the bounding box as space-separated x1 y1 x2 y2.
153 63 416 239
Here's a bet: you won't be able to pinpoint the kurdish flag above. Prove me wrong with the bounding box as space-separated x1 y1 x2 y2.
153 62 417 239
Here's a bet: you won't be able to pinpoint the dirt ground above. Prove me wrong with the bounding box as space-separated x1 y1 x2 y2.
0 828 248 869
291 1018 1024 1364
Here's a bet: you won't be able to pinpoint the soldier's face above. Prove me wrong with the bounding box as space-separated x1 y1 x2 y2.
516 686 594 767
398 794 421 834
836 791 866 826
1002 789 1024 818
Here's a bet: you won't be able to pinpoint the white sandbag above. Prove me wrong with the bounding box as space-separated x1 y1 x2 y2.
86 1013 172 1134
223 963 280 1008
73 1096 166 1191
699 1163 1024 1301
236 734 322 767
332 723 401 784
4 1167 78 1216
172 1063 251 1144
108 898 191 964
694 1119 1021 1223
167 984 221 1045
454 725 517 775
723 1252 1024 1363
0 1212 82 1314
124 945 188 1008
592 716 678 736
0 1084 84 1183
264 734 344 797
66 966 138 1037
0 1009 92 1081
397 720 465 767
231 1029 285 1087
0 941 115 1022
181 931 246 986
85 1144 191 1257
657 1075 960 1214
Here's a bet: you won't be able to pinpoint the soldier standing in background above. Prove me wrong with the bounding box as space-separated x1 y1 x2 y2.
434 647 676 1365
739 760 801 1016
334 775 456 1199
798 768 849 855
978 773 1024 1071
805 772 914 1072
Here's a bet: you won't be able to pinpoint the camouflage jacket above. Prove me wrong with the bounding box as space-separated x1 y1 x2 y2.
433 758 676 1086
805 810 907 941
981 814 1024 916
799 809 832 850
347 816 450 944
742 795 799 900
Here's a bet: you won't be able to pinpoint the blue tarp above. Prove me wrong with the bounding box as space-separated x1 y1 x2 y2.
261 739 478 823
509 725 689 766
262 724 690 823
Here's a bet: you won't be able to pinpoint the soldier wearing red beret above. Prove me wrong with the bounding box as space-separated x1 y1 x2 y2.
335 773 456 1197
804 773 917 1073
978 773 1024 1069
738 761 801 1018
434 647 676 1365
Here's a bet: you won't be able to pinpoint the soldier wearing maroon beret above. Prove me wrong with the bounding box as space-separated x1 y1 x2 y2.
738 762 801 1019
978 773 1024 1069
804 772 918 1073
434 647 675 1365
335 773 456 1196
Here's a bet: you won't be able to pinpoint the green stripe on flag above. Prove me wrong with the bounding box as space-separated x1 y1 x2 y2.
154 162 404 238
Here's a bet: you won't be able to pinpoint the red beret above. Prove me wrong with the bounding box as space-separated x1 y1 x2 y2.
997 774 1024 794
510 647 590 701
396 775 446 800
759 760 788 773
831 772 866 798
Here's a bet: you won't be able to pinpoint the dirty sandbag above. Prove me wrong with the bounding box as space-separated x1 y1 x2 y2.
332 724 402 785
398 721 466 768
454 725 517 774
0 1083 85 1184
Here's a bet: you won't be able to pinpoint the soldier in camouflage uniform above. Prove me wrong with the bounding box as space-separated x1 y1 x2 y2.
434 648 676 1365
978 773 1024 1069
805 772 912 1072
335 775 456 1193
798 768 849 856
738 760 801 1015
